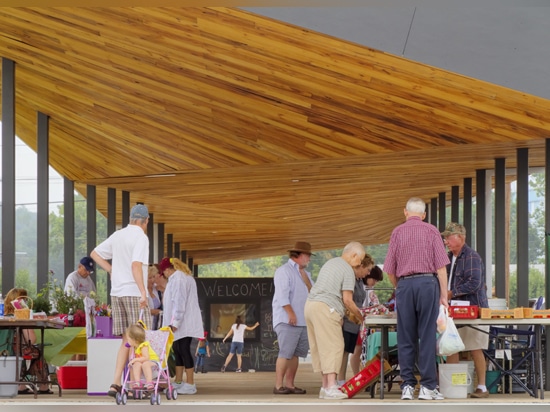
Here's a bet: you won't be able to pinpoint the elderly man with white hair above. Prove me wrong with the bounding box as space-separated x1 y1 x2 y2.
304 241 366 400
384 197 449 401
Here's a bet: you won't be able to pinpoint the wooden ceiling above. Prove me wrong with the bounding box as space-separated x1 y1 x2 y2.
1 7 549 265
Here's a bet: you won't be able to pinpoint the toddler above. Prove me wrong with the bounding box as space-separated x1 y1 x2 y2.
126 323 160 392
194 331 211 373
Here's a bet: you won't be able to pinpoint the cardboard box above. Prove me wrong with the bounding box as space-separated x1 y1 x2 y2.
57 361 87 389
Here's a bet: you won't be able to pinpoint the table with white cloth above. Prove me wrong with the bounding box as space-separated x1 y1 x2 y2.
362 316 550 400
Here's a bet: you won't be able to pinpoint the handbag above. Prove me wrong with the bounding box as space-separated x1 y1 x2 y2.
436 307 465 356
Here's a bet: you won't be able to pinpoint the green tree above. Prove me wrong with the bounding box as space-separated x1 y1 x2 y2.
507 267 545 309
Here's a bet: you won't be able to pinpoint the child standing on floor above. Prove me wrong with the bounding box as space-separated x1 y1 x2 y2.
194 331 211 373
126 323 160 392
221 316 260 373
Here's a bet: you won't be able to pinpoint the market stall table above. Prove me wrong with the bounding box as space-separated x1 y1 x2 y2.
362 316 550 400
0 318 65 398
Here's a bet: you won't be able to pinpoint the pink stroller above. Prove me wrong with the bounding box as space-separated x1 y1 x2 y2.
116 325 177 405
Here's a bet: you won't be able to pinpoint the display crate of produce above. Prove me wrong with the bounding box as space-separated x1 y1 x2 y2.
449 305 479 319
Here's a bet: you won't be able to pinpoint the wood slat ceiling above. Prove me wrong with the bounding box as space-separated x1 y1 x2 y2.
1 7 549 265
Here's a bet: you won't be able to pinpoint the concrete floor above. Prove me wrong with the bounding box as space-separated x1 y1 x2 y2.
0 361 548 408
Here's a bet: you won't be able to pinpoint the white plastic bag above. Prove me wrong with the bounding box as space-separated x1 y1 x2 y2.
436 307 465 356
436 304 447 333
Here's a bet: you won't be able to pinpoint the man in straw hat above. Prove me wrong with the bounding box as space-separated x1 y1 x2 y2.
272 241 315 395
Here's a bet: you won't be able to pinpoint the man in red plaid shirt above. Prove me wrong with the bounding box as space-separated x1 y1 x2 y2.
384 197 449 401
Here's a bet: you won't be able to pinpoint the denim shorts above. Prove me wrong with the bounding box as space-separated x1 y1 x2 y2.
229 341 244 355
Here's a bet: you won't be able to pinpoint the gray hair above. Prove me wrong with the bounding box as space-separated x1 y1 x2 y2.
406 197 426 214
130 217 148 225
342 241 365 257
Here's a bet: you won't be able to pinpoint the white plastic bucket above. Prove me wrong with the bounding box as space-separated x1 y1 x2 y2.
439 363 470 399
459 360 475 394
0 356 18 398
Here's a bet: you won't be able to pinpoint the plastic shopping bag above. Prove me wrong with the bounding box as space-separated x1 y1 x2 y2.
436 304 447 333
436 307 465 356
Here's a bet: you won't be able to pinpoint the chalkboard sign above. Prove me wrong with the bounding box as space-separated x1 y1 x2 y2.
194 278 277 372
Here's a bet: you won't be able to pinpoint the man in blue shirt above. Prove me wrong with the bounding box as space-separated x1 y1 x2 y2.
272 241 314 395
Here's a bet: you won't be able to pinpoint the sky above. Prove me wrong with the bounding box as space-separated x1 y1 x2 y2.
0 123 65 213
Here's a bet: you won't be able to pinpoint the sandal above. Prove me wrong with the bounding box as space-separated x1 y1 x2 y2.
18 388 33 395
108 384 122 398
287 387 307 394
38 389 54 394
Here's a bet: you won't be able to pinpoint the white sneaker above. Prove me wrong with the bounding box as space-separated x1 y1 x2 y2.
418 385 444 400
323 385 348 399
337 380 346 386
319 387 325 399
171 381 183 389
401 385 415 400
176 383 197 395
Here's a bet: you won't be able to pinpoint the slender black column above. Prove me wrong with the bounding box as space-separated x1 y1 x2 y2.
181 250 187 264
87 185 97 285
37 112 49 290
157 223 165 259
122 191 130 227
174 242 180 260
494 158 506 299
167 234 173 258
451 185 460 223
430 197 438 226
64 177 75 280
516 148 529 307
438 192 446 231
107 187 116 303
148 213 154 263
1 58 16 294
463 178 473 247
476 169 487 272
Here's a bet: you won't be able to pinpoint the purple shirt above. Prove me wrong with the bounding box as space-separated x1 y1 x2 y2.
384 216 450 278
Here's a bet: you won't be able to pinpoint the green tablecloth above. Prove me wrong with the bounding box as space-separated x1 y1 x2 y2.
36 327 87 366
366 331 398 361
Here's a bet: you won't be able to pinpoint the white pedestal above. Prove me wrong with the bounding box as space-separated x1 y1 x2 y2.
87 337 122 395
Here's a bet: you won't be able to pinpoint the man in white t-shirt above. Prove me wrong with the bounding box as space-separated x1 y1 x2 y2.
64 256 96 297
91 203 152 398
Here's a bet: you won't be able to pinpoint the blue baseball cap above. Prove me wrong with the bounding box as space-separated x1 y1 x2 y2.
130 204 149 219
80 256 94 273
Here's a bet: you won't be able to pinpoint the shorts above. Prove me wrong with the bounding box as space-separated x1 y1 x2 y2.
111 296 152 336
229 341 244 355
343 330 359 354
458 325 490 351
274 323 309 359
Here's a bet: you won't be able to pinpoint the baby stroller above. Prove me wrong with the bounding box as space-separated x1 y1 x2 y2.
116 324 177 405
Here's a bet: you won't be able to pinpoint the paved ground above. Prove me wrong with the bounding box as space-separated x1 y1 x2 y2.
1 361 547 408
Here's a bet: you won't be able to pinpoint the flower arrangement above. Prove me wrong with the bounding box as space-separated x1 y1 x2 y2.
95 302 112 317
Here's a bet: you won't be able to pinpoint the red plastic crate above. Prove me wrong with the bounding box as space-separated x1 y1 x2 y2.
449 305 479 319
57 365 87 389
340 354 391 398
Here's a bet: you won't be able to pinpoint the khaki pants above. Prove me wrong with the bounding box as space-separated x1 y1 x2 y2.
304 300 344 374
